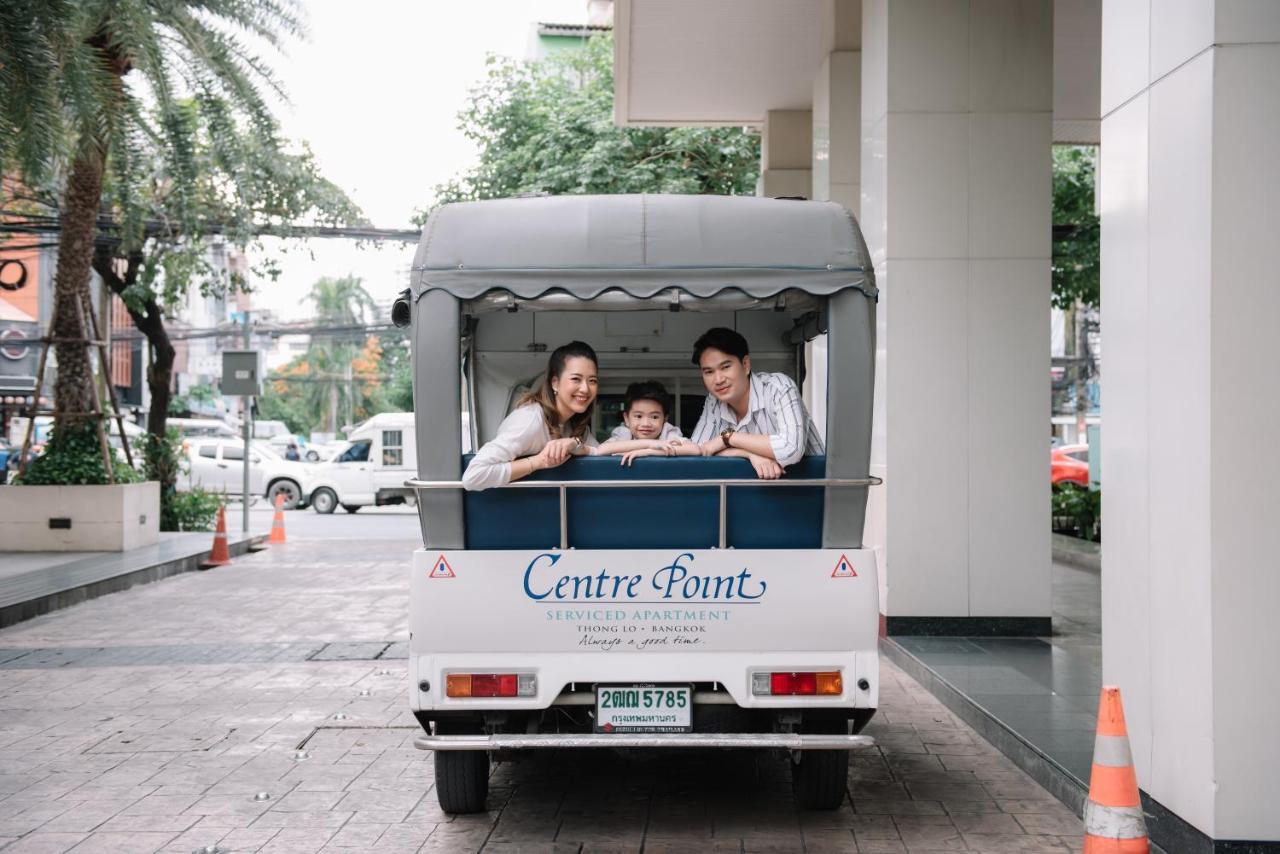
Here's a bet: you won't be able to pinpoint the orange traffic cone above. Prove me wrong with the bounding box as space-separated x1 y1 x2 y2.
201 505 232 568
1083 686 1149 853
267 492 287 545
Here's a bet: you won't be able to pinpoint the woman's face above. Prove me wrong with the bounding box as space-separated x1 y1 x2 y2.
551 356 599 416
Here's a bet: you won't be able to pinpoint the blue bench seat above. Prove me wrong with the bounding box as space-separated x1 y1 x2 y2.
461 454 826 550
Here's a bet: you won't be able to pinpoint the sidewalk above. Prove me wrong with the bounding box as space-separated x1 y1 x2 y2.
0 530 259 629
0 539 1085 854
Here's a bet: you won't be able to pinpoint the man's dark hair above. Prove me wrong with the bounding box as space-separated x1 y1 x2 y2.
691 327 750 365
623 381 672 417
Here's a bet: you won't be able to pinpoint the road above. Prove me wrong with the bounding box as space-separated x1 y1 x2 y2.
0 539 1082 853
238 504 421 540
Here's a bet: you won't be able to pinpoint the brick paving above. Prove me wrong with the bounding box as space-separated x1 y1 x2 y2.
0 540 1083 853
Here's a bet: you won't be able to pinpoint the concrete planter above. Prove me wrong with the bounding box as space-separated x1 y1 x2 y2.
0 481 160 551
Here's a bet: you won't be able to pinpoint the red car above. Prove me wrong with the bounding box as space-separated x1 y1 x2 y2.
1052 444 1090 487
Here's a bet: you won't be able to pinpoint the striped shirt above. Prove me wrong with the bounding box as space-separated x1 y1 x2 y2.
690 372 824 467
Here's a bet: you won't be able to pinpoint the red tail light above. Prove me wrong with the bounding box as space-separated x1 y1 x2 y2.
446 673 536 698
756 671 842 696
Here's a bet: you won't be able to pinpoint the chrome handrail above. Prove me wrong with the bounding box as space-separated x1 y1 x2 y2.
405 476 883 549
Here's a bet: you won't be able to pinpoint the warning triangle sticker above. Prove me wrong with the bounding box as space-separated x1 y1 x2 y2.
428 555 456 579
831 554 857 578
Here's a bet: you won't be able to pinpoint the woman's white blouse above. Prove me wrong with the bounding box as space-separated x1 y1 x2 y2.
462 404 598 491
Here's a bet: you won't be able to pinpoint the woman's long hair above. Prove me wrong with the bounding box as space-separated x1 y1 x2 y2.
516 341 598 441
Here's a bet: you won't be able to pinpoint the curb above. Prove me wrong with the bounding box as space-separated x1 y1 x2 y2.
0 534 265 629
1052 532 1101 572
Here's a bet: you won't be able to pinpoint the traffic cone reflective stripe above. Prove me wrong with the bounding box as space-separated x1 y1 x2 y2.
1083 686 1148 854
202 506 232 568
267 493 287 544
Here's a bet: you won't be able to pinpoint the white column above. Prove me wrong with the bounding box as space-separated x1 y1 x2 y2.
1101 1 1280 841
862 0 1052 630
757 109 811 199
809 0 862 444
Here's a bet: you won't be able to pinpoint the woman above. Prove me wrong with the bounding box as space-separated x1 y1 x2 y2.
462 341 600 491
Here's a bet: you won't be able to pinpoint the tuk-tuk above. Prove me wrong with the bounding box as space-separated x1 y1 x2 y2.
400 193 881 813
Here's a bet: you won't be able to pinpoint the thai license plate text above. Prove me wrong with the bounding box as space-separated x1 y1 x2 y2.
595 684 692 733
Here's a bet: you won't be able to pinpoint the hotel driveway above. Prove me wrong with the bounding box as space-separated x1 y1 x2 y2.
0 540 1082 853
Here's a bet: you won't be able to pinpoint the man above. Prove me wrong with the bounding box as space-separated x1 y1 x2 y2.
689 327 824 479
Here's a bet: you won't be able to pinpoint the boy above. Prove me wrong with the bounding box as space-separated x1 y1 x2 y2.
594 381 701 465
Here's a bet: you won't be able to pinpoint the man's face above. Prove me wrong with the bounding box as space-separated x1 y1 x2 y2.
698 347 750 406
624 399 666 439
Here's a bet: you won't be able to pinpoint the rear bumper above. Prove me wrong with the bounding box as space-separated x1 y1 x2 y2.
416 732 875 751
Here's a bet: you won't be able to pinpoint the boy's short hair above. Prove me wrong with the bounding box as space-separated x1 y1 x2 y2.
623 381 672 417
691 327 750 365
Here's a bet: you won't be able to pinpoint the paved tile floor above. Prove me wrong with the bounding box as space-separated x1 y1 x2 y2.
0 541 1083 853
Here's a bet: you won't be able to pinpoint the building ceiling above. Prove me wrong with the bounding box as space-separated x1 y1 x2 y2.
615 0 1101 143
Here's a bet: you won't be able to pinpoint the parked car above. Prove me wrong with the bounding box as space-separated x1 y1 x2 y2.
305 412 416 513
181 438 314 509
1051 443 1090 487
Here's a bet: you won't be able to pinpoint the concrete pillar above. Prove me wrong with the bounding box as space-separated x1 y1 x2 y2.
757 109 811 198
1101 2 1280 842
808 0 862 446
862 0 1052 632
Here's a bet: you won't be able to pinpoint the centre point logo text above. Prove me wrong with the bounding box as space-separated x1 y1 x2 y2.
523 552 767 602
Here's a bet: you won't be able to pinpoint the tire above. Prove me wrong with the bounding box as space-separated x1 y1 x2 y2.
305 450 320 462
311 487 337 514
792 749 849 810
342 504 360 514
267 479 302 511
434 750 489 814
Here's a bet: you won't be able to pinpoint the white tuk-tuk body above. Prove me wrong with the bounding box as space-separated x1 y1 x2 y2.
403 194 879 811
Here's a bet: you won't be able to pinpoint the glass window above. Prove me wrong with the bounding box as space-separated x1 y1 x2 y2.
382 430 403 466
339 440 370 463
198 446 216 459
1067 449 1089 463
222 444 244 461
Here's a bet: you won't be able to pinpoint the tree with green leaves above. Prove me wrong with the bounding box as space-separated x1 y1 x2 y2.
1052 145 1099 310
0 0 358 477
425 34 759 213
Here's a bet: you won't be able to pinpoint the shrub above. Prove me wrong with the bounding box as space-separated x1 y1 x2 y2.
1052 483 1101 542
12 422 141 485
144 428 221 532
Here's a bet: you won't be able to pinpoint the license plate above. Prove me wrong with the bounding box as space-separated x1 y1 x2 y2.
595 684 692 733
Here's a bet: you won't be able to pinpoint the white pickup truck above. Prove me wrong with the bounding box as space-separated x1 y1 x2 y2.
305 412 417 514
403 194 881 814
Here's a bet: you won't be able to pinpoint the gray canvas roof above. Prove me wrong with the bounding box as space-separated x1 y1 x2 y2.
411 194 874 301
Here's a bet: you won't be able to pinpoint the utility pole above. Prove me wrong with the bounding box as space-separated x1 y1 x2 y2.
241 311 252 534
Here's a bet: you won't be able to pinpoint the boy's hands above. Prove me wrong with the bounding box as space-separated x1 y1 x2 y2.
617 447 670 466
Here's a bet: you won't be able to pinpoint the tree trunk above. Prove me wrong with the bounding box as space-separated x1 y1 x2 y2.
92 250 174 438
51 146 107 426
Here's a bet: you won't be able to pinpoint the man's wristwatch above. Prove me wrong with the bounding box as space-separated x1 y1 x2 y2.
720 426 736 448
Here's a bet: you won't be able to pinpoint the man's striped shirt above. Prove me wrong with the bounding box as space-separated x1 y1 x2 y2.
690 371 824 467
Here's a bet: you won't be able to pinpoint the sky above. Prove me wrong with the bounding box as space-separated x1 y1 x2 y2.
248 0 591 321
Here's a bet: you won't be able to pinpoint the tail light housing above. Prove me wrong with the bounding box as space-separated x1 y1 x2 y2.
752 671 842 696
445 673 536 698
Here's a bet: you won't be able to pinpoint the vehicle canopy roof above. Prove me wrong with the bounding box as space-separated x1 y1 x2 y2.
411 194 874 305
407 194 876 551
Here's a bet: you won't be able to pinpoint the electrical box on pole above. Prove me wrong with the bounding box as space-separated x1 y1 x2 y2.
220 350 262 396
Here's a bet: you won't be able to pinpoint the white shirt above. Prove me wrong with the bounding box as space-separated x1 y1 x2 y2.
690 371 824 467
606 422 684 443
462 403 598 491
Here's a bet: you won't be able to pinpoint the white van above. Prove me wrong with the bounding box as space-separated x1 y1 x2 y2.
305 412 417 513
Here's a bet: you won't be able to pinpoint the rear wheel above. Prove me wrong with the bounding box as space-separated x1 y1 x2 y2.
342 504 360 514
434 750 489 814
792 749 849 810
311 488 337 514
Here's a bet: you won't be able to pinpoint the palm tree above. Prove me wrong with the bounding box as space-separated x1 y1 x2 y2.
306 275 376 433
1 0 304 450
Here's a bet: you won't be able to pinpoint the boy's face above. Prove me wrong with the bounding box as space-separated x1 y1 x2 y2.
624 399 666 439
698 347 751 406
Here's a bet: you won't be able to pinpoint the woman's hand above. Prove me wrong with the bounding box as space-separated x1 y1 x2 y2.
532 437 579 470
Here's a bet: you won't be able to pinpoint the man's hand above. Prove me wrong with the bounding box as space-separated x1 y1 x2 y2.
746 452 784 480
